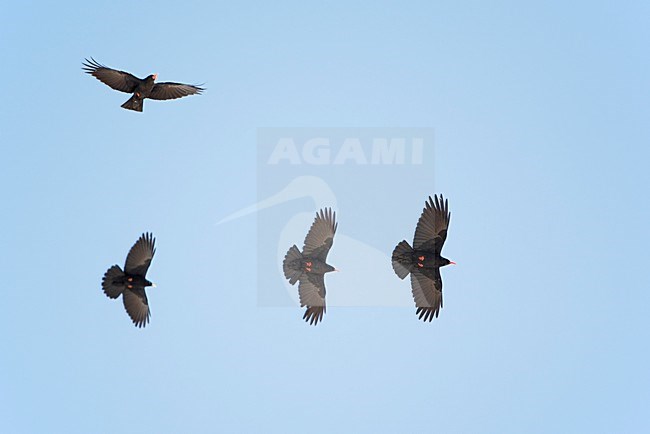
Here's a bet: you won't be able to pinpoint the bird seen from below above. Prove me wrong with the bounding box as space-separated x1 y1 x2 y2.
102 233 157 328
392 195 455 322
82 58 204 112
283 208 338 325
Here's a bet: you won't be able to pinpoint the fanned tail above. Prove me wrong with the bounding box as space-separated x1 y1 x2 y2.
102 265 125 298
283 245 303 285
391 240 413 279
121 95 144 112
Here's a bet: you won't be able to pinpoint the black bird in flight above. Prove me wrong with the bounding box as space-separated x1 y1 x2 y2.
283 208 338 325
102 233 156 328
392 195 455 322
82 58 204 112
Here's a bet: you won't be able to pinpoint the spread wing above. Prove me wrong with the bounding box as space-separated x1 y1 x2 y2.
82 58 141 93
413 195 450 253
124 233 156 277
123 288 150 328
410 269 443 322
302 208 337 262
298 274 326 325
148 82 204 100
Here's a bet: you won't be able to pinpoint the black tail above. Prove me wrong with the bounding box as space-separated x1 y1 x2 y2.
283 245 303 285
392 240 413 279
121 95 144 112
102 265 125 299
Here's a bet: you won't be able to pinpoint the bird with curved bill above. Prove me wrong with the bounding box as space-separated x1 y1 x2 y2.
392 195 455 322
102 233 157 328
283 208 338 325
83 58 204 112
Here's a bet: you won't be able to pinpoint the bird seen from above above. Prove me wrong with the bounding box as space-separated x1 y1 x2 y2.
392 195 455 322
82 58 204 112
102 233 157 328
283 208 338 325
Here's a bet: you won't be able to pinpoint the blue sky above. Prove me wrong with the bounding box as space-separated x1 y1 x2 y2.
1 1 649 433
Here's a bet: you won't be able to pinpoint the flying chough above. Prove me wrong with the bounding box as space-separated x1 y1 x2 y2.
102 233 157 328
83 58 204 112
392 195 455 322
283 208 338 325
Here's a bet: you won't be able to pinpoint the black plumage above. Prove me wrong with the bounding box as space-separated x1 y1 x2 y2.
392 195 455 322
82 58 204 112
102 233 156 328
283 208 338 325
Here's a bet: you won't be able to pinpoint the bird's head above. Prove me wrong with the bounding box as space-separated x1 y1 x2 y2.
152 73 158 81
442 258 456 267
145 279 156 288
325 264 339 273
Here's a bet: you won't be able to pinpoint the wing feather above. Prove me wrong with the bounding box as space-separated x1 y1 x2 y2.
123 288 150 328
298 275 326 325
413 195 450 252
82 58 141 93
302 208 337 261
124 233 156 277
410 269 443 322
148 82 204 100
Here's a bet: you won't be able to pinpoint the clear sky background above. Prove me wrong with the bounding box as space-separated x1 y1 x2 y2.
1 1 649 433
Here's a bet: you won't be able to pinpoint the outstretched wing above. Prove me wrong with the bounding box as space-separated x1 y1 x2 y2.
413 195 450 253
302 208 337 262
82 58 141 93
124 233 156 277
298 274 326 325
410 269 443 322
123 288 150 328
148 82 204 100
